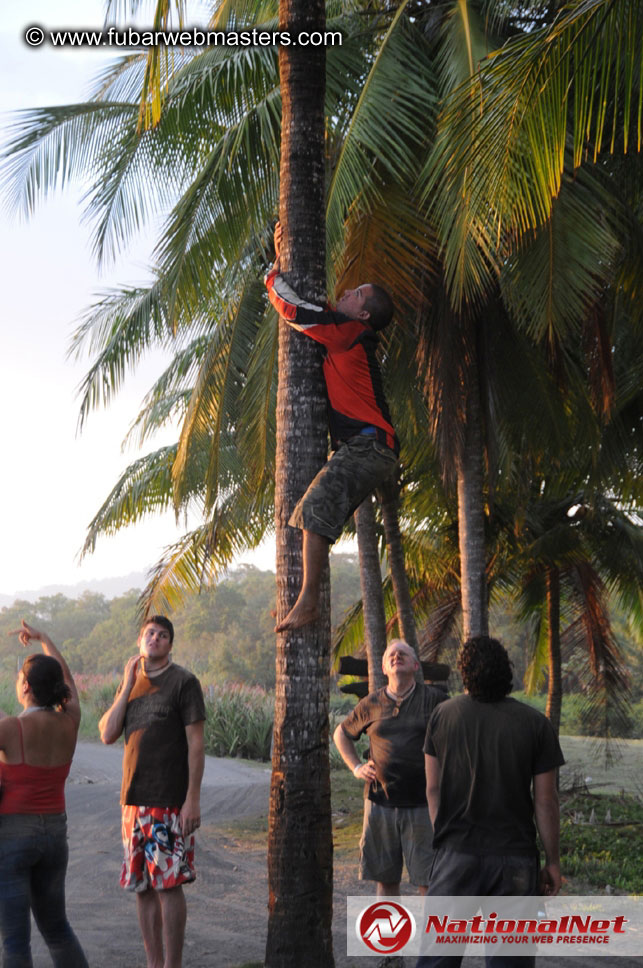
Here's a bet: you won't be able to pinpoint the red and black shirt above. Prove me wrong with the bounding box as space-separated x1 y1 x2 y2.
265 267 399 455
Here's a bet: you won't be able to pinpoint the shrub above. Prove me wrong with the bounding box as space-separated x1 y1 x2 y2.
202 683 274 761
75 674 120 715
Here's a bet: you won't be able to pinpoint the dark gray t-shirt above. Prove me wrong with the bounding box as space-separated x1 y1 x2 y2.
424 694 564 855
121 663 206 807
341 684 448 807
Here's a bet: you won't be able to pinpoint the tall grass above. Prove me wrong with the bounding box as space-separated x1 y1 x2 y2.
0 679 19 716
74 674 120 740
203 683 274 761
2 673 368 765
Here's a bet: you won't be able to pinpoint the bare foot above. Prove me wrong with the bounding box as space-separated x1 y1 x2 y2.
275 599 319 633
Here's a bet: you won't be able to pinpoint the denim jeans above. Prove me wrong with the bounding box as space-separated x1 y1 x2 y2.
0 813 89 968
416 847 539 968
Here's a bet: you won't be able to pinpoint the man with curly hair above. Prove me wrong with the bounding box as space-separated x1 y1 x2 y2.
417 635 564 968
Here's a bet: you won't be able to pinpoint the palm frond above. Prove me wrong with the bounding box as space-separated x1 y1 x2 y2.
122 336 211 448
326 4 437 267
417 0 505 311
335 185 439 313
500 166 624 347
564 561 631 752
140 487 275 614
523 604 549 694
427 0 643 292
70 281 184 428
172 275 268 509
81 445 183 557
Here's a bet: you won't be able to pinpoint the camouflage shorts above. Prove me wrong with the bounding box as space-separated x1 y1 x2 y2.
289 435 398 543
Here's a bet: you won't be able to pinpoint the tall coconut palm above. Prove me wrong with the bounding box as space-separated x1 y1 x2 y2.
517 489 643 741
264 0 334 963
2 0 435 589
8 0 638 671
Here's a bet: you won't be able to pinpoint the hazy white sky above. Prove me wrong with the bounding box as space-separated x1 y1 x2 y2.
0 0 274 597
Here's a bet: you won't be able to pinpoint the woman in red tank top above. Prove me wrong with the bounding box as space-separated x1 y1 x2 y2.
0 620 89 968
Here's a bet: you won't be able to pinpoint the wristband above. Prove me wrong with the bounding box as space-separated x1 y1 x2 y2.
353 764 362 777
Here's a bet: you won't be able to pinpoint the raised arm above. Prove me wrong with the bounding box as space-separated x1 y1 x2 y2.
98 655 141 744
9 620 81 727
332 723 376 783
264 223 356 344
180 720 205 837
272 218 282 272
533 768 561 896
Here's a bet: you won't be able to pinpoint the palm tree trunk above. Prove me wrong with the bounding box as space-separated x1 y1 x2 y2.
545 566 562 736
456 368 488 640
266 3 334 965
355 496 387 693
380 480 420 644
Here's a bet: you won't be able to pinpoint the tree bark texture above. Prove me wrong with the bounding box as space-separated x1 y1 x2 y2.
545 567 562 736
355 496 388 693
456 366 489 641
380 480 422 673
266 3 334 966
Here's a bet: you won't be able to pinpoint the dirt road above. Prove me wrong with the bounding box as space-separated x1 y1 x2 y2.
27 739 638 967
29 742 372 968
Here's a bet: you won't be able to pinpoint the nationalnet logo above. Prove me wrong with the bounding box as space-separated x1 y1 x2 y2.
356 901 416 954
347 896 643 957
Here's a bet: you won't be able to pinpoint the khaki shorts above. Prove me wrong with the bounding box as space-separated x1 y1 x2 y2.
289 435 397 543
359 799 434 887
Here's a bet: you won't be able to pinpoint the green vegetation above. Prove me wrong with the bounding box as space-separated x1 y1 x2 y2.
0 680 19 717
1 556 641 741
203 684 273 761
218 764 643 896
0 557 361 688
515 692 643 741
559 792 643 894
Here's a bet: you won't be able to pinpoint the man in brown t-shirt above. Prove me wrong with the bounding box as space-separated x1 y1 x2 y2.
333 640 447 896
99 615 206 968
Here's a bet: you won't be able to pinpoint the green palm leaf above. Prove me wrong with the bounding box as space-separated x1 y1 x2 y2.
426 0 643 308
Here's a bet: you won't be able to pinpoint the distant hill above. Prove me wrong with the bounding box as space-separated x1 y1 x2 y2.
0 571 149 607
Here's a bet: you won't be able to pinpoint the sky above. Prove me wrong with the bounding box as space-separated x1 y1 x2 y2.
0 0 274 598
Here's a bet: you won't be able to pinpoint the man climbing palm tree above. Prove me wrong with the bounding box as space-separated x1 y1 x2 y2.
266 222 399 632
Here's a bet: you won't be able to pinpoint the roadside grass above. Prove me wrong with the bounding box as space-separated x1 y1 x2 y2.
202 684 273 761
0 679 19 716
559 789 643 894
218 766 643 895
77 676 119 741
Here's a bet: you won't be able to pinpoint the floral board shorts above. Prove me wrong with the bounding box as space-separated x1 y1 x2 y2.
120 805 196 892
